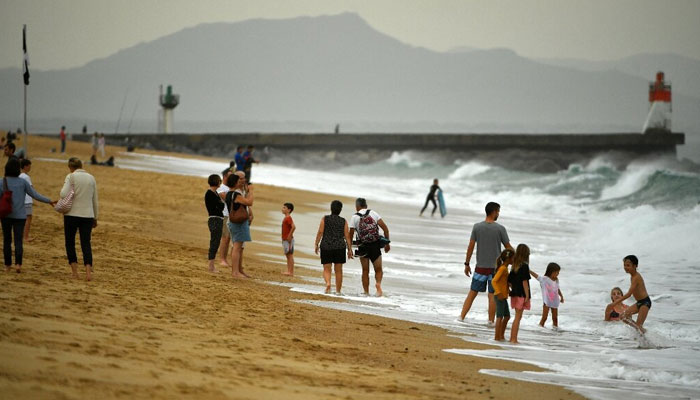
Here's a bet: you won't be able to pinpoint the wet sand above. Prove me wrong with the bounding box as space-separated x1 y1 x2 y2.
0 136 584 399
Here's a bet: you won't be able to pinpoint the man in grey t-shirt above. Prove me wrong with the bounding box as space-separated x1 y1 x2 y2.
459 202 513 324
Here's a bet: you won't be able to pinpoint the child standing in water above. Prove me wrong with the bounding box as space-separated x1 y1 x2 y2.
610 255 651 334
508 244 531 344
492 248 515 341
530 263 564 329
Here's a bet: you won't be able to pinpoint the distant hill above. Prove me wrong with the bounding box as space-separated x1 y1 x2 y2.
1 12 699 140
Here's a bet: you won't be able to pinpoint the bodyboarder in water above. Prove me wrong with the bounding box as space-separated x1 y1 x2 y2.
419 179 441 217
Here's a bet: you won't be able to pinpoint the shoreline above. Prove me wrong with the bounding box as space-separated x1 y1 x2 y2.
0 136 584 399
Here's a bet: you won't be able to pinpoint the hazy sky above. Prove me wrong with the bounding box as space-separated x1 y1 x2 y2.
2 0 699 71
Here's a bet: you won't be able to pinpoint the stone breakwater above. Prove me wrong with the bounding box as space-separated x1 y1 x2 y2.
63 131 685 172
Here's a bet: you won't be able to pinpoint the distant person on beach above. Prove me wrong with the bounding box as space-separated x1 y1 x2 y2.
314 200 354 294
605 287 629 321
19 159 35 242
82 125 87 135
3 142 17 161
205 174 225 273
98 133 106 158
234 146 245 172
281 202 296 276
243 145 259 183
90 155 114 167
492 248 515 341
217 168 233 267
91 132 98 156
349 198 391 296
460 202 513 323
61 157 98 281
530 263 564 329
225 173 253 278
419 178 441 217
59 126 66 153
1 158 54 273
508 244 531 344
610 255 651 333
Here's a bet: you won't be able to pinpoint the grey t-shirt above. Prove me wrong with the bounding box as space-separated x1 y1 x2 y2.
470 221 510 269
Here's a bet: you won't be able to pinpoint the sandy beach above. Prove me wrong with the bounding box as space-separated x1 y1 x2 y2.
0 135 583 399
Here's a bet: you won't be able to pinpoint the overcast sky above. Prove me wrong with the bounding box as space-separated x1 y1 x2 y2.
2 0 699 71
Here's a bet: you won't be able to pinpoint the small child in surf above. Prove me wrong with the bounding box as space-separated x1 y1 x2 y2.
492 248 515 341
508 244 532 344
605 287 629 321
281 203 296 276
610 255 651 334
530 263 564 329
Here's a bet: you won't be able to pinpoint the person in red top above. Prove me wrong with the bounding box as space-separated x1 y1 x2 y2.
281 202 296 276
59 126 66 153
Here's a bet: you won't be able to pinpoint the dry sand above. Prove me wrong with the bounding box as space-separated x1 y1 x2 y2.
0 136 584 399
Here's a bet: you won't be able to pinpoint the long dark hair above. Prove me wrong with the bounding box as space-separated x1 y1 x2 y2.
544 262 561 280
511 244 530 273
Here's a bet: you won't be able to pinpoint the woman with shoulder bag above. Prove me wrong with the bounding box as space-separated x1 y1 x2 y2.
225 174 253 278
0 158 55 273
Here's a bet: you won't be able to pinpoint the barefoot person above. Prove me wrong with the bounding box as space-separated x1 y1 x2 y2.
610 255 651 333
1 158 54 273
60 157 98 281
227 170 253 276
349 198 390 296
314 200 354 294
216 168 233 267
19 159 34 242
605 287 629 321
204 174 225 273
460 202 513 323
225 173 253 278
419 178 441 217
280 202 296 276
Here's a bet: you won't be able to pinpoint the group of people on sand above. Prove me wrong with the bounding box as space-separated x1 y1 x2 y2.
1 156 99 281
458 201 652 341
204 167 390 296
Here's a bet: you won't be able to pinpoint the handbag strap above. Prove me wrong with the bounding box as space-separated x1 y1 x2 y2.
2 177 7 192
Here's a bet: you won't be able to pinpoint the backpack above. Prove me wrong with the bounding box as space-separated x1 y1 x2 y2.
355 210 380 243
0 178 12 218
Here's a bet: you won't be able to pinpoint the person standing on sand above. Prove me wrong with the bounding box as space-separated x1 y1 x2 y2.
59 126 66 153
460 202 513 324
98 133 106 158
315 200 354 294
1 158 55 273
217 168 233 267
19 159 35 242
227 170 254 274
225 173 253 278
204 174 225 273
419 178 441 217
91 132 98 156
280 202 296 276
61 157 99 281
349 198 390 296
234 146 245 172
242 145 259 183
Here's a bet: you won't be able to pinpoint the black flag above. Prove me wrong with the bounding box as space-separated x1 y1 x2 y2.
23 25 30 85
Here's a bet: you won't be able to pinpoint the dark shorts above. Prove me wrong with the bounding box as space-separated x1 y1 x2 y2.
636 296 652 310
357 241 382 262
320 248 346 265
470 271 494 293
495 297 510 318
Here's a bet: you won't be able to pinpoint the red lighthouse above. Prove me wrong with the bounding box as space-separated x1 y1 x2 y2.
642 71 672 133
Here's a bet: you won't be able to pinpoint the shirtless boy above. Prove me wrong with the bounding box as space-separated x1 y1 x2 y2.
611 255 651 334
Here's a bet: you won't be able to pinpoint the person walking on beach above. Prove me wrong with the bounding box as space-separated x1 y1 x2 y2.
508 243 531 344
349 198 390 296
492 248 515 341
315 200 354 294
1 158 54 273
19 159 35 242
460 202 513 324
59 126 66 153
419 178 441 217
60 157 99 281
530 263 564 329
280 202 296 276
216 168 233 267
204 174 225 273
610 255 651 334
225 173 253 278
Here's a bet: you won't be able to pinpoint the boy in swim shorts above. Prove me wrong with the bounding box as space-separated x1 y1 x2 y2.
611 255 651 334
281 203 295 276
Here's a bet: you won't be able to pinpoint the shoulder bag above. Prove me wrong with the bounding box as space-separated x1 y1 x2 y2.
0 178 13 218
228 191 248 224
55 174 75 214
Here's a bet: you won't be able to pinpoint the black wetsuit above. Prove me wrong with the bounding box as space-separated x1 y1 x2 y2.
420 184 440 216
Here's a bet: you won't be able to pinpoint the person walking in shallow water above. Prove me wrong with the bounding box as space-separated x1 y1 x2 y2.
419 178 441 217
349 198 390 296
460 202 513 324
61 157 98 281
314 200 354 294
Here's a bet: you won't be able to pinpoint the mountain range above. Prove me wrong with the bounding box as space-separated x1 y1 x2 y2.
1 12 698 148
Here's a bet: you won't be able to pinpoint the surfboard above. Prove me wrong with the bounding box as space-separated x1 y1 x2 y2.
437 189 447 217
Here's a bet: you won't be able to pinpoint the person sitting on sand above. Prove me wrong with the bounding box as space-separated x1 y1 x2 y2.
314 200 354 294
605 287 629 321
610 255 651 333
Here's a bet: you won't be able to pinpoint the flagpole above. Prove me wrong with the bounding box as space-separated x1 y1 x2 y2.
22 24 29 157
